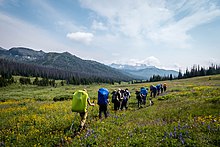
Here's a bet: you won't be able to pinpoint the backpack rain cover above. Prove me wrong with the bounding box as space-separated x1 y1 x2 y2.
140 87 147 96
72 90 88 113
98 88 109 105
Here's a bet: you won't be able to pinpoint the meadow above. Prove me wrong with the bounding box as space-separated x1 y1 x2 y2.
0 75 220 146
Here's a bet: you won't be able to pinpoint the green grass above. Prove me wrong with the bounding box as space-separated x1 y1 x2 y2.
0 75 220 146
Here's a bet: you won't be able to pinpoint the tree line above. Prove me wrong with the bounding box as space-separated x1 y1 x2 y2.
1 57 219 87
0 58 121 87
177 64 220 79
132 64 220 84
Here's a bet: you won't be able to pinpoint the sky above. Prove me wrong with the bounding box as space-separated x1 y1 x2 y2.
0 0 220 71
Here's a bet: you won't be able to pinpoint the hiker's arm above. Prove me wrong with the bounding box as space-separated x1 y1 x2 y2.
87 98 95 106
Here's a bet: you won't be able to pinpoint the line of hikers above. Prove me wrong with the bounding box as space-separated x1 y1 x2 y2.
71 83 167 133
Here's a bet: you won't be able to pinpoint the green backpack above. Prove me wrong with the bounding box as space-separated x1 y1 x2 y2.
72 90 88 113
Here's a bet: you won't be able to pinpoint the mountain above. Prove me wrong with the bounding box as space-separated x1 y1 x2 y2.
110 63 178 80
0 47 132 81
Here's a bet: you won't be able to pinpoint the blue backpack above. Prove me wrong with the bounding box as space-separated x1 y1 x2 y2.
140 87 147 96
98 88 109 105
156 84 161 90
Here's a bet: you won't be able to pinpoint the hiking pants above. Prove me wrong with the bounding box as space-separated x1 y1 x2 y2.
142 95 146 105
99 104 108 118
137 99 142 108
150 91 156 98
114 100 120 110
79 112 87 128
164 86 167 92
120 99 128 110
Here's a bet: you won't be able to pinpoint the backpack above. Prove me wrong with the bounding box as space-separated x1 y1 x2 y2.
124 90 130 97
111 91 117 103
156 84 161 90
98 88 109 105
135 91 142 101
140 87 147 96
72 90 88 113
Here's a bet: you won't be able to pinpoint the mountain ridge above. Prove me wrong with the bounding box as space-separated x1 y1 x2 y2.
110 63 178 80
0 47 132 81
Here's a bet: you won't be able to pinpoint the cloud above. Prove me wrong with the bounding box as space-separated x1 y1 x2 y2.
92 20 107 30
67 32 94 44
142 56 161 66
206 58 220 65
112 56 161 67
80 0 220 48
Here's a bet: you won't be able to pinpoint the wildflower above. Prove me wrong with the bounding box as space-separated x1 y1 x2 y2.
186 131 189 138
85 130 92 138
164 132 167 138
208 125 211 131
174 131 177 138
179 133 185 145
169 132 173 138
180 138 185 145
178 123 181 130
179 132 182 138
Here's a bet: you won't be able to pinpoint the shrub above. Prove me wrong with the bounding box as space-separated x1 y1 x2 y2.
53 95 72 102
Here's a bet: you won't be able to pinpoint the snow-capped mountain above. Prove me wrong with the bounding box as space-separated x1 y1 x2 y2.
110 63 178 80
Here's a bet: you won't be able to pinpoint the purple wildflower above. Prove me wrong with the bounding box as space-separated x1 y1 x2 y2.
180 138 185 145
178 123 181 130
169 132 173 138
179 133 185 144
174 131 177 138
208 125 211 130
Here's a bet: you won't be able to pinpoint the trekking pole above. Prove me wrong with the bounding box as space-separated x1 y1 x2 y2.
70 112 78 131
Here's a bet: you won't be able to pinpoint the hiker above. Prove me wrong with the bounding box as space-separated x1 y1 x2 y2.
71 89 95 132
163 83 167 92
117 89 123 109
111 90 120 111
160 83 163 93
98 88 109 119
156 84 161 95
140 87 147 105
150 85 157 98
117 88 124 109
120 88 130 110
135 90 142 108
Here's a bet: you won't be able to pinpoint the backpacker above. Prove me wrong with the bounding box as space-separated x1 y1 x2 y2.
140 87 147 96
98 88 109 105
72 90 88 113
111 91 117 103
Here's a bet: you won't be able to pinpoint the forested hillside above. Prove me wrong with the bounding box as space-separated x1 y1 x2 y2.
0 47 132 84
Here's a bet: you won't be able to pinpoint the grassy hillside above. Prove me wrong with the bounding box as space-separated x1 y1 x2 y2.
0 75 220 146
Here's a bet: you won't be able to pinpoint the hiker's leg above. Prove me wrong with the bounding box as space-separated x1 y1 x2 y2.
104 104 108 118
99 105 102 119
143 96 146 105
138 100 141 108
79 112 87 131
114 102 117 111
120 101 123 110
125 100 128 110
154 92 156 98
117 101 120 110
